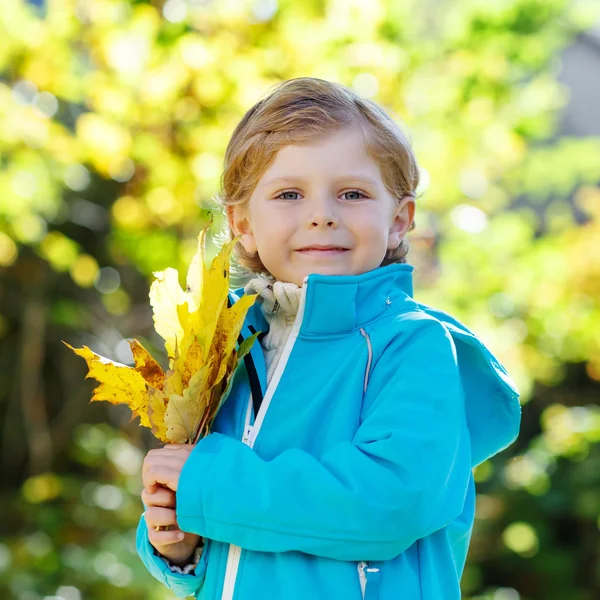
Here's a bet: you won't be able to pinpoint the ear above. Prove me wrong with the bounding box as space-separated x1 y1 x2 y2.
227 204 258 254
387 196 416 251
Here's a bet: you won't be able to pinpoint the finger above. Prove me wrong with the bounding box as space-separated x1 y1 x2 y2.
147 446 183 455
145 507 184 547
144 448 189 466
160 446 195 457
142 486 176 508
145 506 178 529
164 444 193 449
144 451 188 465
143 454 187 475
149 528 185 547
143 486 176 506
142 464 179 493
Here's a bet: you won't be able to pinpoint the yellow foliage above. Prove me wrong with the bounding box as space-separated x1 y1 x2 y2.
65 223 259 443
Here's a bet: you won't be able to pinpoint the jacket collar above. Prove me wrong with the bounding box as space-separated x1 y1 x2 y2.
299 263 415 336
237 263 416 337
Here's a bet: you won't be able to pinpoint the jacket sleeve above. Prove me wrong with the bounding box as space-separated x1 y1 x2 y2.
176 318 472 561
135 511 207 598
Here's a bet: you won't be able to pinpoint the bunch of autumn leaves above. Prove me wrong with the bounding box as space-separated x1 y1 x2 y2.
65 226 259 444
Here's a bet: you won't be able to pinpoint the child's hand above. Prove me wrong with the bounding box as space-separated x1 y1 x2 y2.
142 485 202 566
142 443 195 493
142 444 201 565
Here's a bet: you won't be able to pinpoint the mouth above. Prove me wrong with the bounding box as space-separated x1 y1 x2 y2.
296 246 350 259
296 246 350 255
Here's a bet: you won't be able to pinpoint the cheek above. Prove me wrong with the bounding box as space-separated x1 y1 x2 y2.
256 209 292 236
348 210 389 239
252 211 292 254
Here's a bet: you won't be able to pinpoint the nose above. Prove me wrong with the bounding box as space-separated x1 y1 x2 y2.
307 194 339 229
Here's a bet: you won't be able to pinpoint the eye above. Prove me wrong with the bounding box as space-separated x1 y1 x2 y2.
341 189 368 200
275 190 302 201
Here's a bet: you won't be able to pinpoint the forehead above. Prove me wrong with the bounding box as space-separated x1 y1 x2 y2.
258 127 383 187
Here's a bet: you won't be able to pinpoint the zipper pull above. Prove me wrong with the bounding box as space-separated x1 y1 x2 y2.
357 561 367 598
242 425 253 445
357 561 381 600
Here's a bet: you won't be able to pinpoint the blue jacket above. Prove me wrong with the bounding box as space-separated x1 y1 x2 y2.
136 263 521 599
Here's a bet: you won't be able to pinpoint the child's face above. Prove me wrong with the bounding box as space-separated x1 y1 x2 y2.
229 127 415 286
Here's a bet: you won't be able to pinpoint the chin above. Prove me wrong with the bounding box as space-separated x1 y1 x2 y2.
305 267 350 279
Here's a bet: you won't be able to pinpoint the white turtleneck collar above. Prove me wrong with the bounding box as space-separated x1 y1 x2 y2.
244 275 303 323
244 275 303 385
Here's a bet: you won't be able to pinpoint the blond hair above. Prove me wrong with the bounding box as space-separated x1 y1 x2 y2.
214 77 419 280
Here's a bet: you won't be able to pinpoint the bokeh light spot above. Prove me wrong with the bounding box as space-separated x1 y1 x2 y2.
502 522 539 557
64 165 91 192
0 233 18 267
451 204 488 233
70 254 100 288
22 473 63 504
94 266 121 294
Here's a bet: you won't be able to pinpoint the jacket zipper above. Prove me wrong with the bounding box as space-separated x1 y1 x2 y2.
220 276 310 600
357 561 380 600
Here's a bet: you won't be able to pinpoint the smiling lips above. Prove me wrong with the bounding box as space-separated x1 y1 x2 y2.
296 245 350 255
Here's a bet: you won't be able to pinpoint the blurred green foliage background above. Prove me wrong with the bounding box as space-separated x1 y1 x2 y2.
1 0 599 599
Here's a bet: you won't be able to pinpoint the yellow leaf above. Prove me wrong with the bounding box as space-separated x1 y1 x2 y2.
175 300 207 388
63 341 161 430
209 293 257 388
147 387 169 442
191 225 238 353
164 361 212 443
149 267 186 360
129 339 165 390
185 224 208 312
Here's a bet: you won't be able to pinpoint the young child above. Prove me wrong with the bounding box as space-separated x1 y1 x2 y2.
136 77 521 600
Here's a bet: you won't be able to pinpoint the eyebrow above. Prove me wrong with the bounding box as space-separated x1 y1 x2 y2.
262 175 379 187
